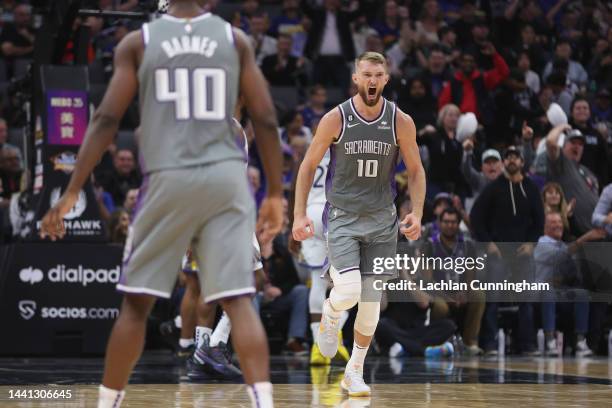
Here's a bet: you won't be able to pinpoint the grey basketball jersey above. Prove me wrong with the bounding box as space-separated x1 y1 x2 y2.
325 97 399 214
137 13 241 173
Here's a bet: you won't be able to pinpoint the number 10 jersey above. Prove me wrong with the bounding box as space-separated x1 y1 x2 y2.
137 13 242 173
325 97 399 214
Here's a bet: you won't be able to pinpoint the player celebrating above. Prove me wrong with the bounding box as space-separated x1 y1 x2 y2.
292 52 426 397
40 1 283 407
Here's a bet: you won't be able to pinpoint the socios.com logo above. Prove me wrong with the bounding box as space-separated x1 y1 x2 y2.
19 267 44 284
18 300 36 320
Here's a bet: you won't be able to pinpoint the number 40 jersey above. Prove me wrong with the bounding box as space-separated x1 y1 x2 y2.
138 13 242 173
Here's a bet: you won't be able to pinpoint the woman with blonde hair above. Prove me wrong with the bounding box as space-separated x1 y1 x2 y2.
418 103 468 200
541 182 575 240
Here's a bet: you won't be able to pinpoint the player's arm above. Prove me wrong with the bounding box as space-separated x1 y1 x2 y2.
40 31 141 240
234 27 283 244
396 108 425 241
292 108 340 241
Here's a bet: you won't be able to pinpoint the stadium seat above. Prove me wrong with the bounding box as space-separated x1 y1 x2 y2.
270 86 299 114
325 87 346 107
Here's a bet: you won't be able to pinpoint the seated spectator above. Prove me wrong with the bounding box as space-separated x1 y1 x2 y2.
351 15 379 56
260 34 306 87
545 71 574 115
437 26 459 66
279 110 312 144
0 144 22 204
438 44 509 127
99 148 142 207
592 183 612 238
249 12 277 65
299 85 327 129
512 23 546 75
247 165 264 209
108 208 129 244
542 38 588 89
534 212 605 356
569 96 609 187
461 146 502 212
534 124 599 236
588 30 612 90
592 89 611 126
123 188 139 220
541 182 575 241
0 3 34 76
418 104 469 200
421 208 485 355
376 273 455 359
396 76 436 132
232 0 260 34
260 198 309 355
92 174 114 223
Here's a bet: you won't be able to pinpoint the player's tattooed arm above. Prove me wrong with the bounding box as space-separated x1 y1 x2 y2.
40 31 141 240
292 108 340 241
396 108 426 241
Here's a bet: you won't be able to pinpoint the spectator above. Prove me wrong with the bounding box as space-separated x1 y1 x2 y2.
0 3 33 58
260 33 306 87
302 0 361 90
249 12 277 65
0 118 17 151
99 148 142 207
421 208 485 355
260 198 309 355
371 0 407 49
592 183 612 238
569 96 609 187
386 21 425 79
541 182 575 241
415 0 445 47
108 208 129 244
437 26 459 66
534 124 599 236
0 144 22 203
363 32 384 54
469 17 494 70
416 45 452 100
92 174 114 223
247 165 264 209
545 71 574 115
592 89 611 127
542 38 588 88
516 50 541 94
461 146 502 212
438 44 510 126
511 23 546 74
376 272 456 358
418 104 469 200
470 145 544 355
351 15 378 56
123 188 138 219
299 85 327 129
588 29 612 90
279 110 312 145
232 0 260 34
397 76 436 132
269 0 307 58
534 212 605 356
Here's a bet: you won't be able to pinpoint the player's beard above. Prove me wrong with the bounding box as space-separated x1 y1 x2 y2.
358 85 382 107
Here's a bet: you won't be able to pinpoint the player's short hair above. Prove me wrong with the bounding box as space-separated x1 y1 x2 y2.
354 52 387 71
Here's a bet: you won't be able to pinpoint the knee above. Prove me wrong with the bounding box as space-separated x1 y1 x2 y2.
329 269 361 311
292 284 309 299
121 294 155 322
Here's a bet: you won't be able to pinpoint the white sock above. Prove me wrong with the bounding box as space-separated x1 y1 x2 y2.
98 385 125 408
310 322 319 343
210 312 232 347
247 381 273 408
324 299 342 319
195 326 213 349
347 342 368 375
179 338 194 348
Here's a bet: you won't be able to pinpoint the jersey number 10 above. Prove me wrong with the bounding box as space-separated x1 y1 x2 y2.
155 67 226 120
357 159 378 178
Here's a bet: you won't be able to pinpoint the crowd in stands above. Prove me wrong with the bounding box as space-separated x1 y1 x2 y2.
2 0 612 357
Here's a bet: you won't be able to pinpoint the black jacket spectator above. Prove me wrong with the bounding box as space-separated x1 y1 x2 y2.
264 233 301 295
99 149 142 206
471 173 544 243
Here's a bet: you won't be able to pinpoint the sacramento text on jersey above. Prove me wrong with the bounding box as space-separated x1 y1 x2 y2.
373 279 550 293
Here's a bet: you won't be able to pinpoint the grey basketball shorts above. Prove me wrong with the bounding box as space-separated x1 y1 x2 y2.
118 160 256 303
325 202 398 286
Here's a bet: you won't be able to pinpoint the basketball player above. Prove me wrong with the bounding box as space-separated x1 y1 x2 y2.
299 149 350 365
40 1 283 407
292 52 426 397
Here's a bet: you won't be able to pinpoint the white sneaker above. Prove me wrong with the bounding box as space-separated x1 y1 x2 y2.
341 368 371 397
545 339 559 357
317 300 340 358
575 339 593 357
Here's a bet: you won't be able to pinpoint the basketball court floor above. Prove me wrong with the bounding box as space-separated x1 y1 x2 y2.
1 352 611 407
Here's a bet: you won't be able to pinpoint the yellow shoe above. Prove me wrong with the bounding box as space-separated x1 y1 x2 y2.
310 364 331 385
311 343 331 366
335 331 350 362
